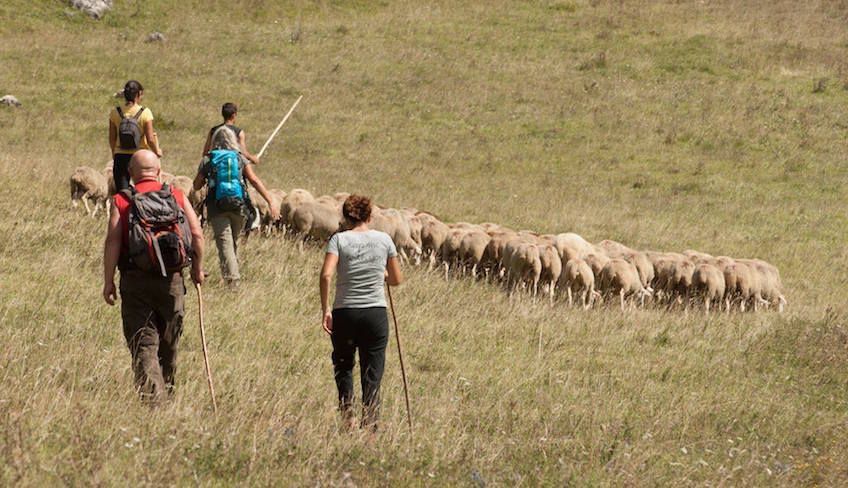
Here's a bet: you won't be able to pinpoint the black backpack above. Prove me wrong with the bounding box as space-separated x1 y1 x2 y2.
116 106 145 150
122 184 193 276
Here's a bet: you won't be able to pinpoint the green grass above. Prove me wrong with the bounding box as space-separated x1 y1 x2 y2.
2 0 848 485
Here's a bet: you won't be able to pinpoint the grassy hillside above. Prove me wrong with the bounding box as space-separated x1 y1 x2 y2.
1 0 847 485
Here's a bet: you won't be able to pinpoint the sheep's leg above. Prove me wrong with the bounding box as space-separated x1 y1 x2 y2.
82 195 93 217
619 289 625 312
740 297 746 313
581 288 589 310
705 295 710 315
567 287 573 307
549 280 555 306
778 295 786 313
443 261 449 281
71 198 79 208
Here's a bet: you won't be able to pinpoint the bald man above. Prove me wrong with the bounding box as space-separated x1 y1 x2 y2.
103 149 205 404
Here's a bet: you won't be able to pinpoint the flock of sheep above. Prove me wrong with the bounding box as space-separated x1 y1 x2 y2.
70 164 787 314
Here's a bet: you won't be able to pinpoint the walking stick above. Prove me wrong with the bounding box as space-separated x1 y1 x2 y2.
194 283 218 413
386 284 413 436
256 95 303 159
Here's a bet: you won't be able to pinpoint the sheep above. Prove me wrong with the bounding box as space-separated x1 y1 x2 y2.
537 243 562 303
189 186 208 225
160 172 176 185
290 200 342 250
738 258 786 312
417 212 450 270
482 230 518 281
722 261 769 312
280 189 315 228
101 164 117 196
70 166 109 217
316 195 341 209
691 263 726 314
683 249 715 264
371 208 421 263
249 188 285 234
399 208 424 262
458 229 492 278
440 226 472 279
596 239 630 256
169 175 193 196
599 258 652 311
479 222 504 233
552 233 595 259
560 258 599 309
583 251 610 282
505 239 542 297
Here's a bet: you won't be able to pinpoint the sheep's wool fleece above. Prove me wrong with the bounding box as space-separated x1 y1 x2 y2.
70 0 113 19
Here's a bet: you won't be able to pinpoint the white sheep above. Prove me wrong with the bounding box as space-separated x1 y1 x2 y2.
281 189 315 229
417 212 450 270
290 200 342 251
505 239 542 297
560 258 600 309
691 263 726 314
70 166 109 217
599 258 652 311
458 229 492 278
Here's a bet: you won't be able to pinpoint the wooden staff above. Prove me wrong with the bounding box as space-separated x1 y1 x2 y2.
194 283 218 413
257 95 303 159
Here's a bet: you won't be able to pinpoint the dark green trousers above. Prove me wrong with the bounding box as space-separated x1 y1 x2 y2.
120 270 185 404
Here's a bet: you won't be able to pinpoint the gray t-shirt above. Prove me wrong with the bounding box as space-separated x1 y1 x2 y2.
326 230 398 309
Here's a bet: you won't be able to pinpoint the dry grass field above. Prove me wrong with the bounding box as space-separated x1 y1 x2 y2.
1 0 847 485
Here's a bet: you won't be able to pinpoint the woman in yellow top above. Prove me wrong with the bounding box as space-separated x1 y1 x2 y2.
108 80 163 192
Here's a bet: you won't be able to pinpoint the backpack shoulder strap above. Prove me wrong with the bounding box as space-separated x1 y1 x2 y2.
133 106 145 120
119 188 134 200
116 106 124 118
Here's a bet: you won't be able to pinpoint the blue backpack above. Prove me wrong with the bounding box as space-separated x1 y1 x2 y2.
208 149 245 211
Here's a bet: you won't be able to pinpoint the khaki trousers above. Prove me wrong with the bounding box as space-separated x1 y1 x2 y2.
209 211 246 282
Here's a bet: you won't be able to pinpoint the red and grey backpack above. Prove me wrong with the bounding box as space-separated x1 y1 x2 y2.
121 184 193 276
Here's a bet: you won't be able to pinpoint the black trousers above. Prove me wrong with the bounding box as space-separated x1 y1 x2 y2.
331 307 389 426
113 153 133 192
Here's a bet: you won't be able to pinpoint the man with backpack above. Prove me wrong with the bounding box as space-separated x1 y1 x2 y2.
103 149 204 404
193 126 279 288
201 102 260 165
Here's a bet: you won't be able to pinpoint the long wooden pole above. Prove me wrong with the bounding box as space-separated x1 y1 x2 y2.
386 285 413 436
256 95 303 159
194 283 218 413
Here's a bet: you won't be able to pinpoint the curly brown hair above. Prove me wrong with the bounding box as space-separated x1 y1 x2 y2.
343 194 372 225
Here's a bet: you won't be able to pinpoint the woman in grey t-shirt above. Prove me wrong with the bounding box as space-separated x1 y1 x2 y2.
320 195 404 431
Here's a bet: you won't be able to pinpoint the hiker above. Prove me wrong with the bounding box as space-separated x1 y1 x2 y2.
201 102 261 165
108 80 163 192
320 194 404 431
102 150 204 404
193 126 279 287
